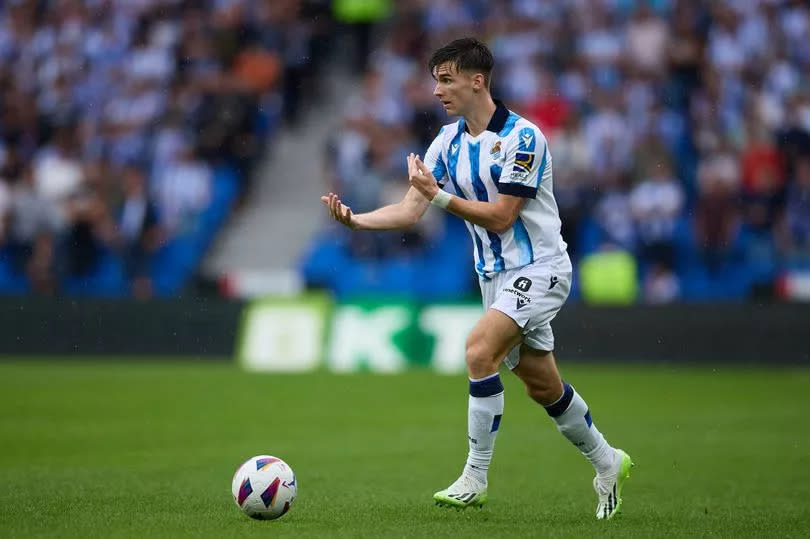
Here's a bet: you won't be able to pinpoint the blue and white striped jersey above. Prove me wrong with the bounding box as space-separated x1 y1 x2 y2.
424 100 567 280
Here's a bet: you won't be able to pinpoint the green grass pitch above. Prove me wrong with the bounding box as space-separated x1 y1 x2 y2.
1 360 809 538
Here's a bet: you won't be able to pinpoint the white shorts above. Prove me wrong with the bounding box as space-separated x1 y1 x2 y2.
480 253 572 370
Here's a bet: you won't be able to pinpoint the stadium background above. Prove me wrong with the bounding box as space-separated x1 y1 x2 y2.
1 1 809 537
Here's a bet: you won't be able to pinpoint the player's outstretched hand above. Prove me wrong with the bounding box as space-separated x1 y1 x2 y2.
320 192 356 229
408 153 439 200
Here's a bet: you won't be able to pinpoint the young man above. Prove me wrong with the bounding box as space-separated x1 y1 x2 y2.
321 38 633 520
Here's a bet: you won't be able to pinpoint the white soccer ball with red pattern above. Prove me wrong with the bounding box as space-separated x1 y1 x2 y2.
231 455 297 520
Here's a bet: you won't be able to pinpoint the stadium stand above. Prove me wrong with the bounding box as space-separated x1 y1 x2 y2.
0 0 329 298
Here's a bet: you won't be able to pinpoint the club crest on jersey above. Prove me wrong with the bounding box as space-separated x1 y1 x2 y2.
490 140 502 160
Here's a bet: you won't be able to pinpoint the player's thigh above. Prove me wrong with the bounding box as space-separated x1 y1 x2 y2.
511 345 564 405
466 308 523 369
494 256 572 367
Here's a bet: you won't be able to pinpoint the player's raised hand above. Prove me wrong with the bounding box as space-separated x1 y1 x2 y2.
408 154 439 200
320 192 356 229
407 152 419 183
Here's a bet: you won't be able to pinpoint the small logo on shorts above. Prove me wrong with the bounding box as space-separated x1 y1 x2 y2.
514 277 532 292
548 275 559 290
516 297 529 310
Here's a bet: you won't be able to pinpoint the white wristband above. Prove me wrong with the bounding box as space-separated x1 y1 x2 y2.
430 189 452 209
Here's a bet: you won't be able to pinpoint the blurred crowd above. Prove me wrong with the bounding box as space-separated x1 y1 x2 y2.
326 0 810 302
0 0 330 297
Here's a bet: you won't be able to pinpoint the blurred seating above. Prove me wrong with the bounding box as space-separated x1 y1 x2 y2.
0 0 329 298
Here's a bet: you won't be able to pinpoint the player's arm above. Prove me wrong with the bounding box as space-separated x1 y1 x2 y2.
449 194 524 234
320 129 447 230
320 186 429 231
410 156 524 234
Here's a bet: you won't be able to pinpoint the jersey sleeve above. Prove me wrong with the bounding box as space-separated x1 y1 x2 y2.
498 126 546 198
423 127 448 188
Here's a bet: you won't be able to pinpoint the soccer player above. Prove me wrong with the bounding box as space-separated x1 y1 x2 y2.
321 37 633 519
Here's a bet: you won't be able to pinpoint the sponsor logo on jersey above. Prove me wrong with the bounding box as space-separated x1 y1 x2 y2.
513 151 535 173
451 143 459 155
548 275 559 290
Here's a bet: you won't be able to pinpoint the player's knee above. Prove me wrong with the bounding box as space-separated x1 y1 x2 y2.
465 342 498 374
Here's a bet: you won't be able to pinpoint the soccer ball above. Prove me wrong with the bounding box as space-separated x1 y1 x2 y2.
232 455 297 520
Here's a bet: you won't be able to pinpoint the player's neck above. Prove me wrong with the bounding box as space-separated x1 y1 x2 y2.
463 96 497 137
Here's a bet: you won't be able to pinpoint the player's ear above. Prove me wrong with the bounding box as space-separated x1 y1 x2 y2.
472 73 485 92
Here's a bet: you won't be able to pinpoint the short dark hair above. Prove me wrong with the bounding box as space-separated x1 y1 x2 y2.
428 37 494 87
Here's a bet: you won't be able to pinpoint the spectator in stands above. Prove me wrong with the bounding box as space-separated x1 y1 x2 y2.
61 159 111 279
625 4 669 78
250 0 310 126
666 1 703 109
33 127 83 210
230 38 281 98
153 145 211 236
777 93 810 179
779 157 810 266
643 263 681 304
630 161 684 268
584 93 634 181
524 68 571 139
151 109 187 180
740 121 785 232
405 74 444 151
695 137 741 272
6 163 61 294
550 111 590 259
0 174 11 245
103 78 166 167
593 173 636 252
706 4 745 76
116 164 162 299
577 6 623 81
0 82 39 161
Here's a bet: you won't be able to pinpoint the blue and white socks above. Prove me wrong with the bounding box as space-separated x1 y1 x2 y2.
463 373 504 484
544 382 617 476
462 377 616 483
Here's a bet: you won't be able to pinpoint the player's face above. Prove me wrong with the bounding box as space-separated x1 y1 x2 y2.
432 62 477 117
